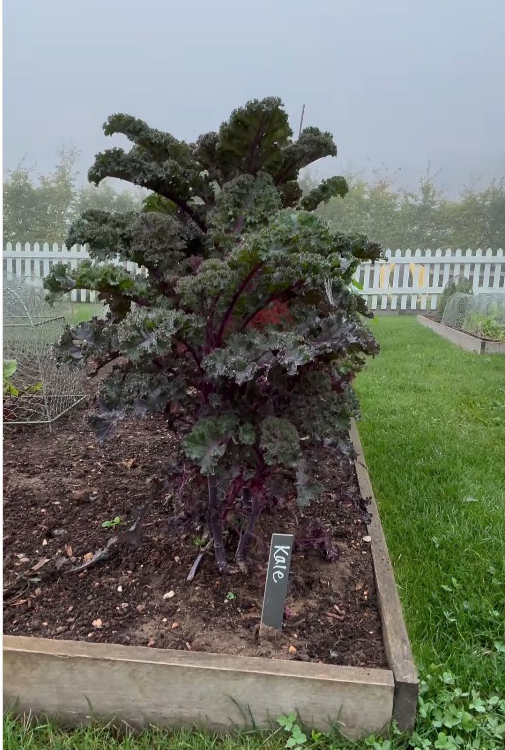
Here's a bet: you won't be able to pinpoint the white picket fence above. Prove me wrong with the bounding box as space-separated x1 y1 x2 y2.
355 247 504 310
3 243 505 310
3 242 143 303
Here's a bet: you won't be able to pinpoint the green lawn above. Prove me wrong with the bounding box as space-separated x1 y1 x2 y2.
3 720 296 750
70 302 105 323
355 316 505 691
6 317 505 750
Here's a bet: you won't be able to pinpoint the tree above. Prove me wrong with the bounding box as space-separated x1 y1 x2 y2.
75 180 145 216
36 145 81 241
444 179 505 249
3 149 143 243
316 168 407 249
400 169 448 249
45 97 381 574
316 170 505 250
3 147 80 243
3 161 42 242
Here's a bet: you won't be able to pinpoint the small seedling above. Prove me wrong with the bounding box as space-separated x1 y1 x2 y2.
101 516 122 529
364 738 392 750
193 536 206 547
277 714 308 749
3 359 42 397
226 591 236 601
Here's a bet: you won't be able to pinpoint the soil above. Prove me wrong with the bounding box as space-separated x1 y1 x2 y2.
3 395 386 669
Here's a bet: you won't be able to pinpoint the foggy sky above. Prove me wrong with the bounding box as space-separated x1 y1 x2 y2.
4 0 505 195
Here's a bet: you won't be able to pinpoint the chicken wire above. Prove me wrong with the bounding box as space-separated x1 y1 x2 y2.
3 280 85 426
438 274 473 315
441 293 473 331
442 292 505 341
462 293 505 341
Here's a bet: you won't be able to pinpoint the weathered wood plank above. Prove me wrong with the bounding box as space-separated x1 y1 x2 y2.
417 316 505 354
350 422 419 731
4 635 394 739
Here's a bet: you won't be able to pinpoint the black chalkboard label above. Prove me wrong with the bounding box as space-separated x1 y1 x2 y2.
260 533 294 630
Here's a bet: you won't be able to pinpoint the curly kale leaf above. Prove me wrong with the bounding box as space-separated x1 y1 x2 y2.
260 417 301 467
183 415 256 474
300 176 349 211
209 172 281 245
116 307 195 360
59 316 118 364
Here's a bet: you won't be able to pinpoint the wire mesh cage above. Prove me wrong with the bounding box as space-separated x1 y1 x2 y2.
438 274 473 315
3 280 85 426
462 293 505 341
441 292 473 331
442 292 505 341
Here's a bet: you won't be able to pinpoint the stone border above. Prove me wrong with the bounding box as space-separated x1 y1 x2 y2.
3 426 418 738
417 315 505 354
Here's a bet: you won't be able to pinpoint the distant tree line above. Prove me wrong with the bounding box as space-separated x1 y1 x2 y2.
3 146 144 244
311 169 505 250
4 150 505 250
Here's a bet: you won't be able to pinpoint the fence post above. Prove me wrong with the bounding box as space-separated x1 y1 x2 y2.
493 249 503 289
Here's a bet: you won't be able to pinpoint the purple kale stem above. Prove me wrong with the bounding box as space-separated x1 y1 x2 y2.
207 474 228 573
236 487 261 563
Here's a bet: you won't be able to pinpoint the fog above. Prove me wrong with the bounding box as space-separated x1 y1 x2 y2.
4 0 505 194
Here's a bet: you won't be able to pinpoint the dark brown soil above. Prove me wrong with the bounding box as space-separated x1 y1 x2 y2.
3 398 386 669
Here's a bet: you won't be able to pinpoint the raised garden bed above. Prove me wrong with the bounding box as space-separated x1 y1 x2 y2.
417 315 505 354
3 409 417 738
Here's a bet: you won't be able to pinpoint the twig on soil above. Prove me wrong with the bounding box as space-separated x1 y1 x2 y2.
187 532 213 582
66 507 145 574
2 572 35 602
3 573 23 598
5 584 30 604
116 506 144 547
66 536 118 573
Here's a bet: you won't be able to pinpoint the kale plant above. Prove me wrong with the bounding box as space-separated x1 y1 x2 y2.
44 97 381 573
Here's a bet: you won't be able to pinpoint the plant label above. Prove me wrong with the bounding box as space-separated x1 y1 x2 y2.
261 533 294 630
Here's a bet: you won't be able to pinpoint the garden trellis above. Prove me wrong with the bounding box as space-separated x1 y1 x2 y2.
4 243 504 310
3 280 85 426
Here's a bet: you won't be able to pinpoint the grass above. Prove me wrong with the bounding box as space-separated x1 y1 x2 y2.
70 302 104 324
355 316 505 690
5 317 505 749
2 715 389 750
2 717 288 750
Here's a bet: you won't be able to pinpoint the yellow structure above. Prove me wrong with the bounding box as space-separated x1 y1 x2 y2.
378 262 426 290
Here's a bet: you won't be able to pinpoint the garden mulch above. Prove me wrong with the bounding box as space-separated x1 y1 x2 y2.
3 396 386 669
